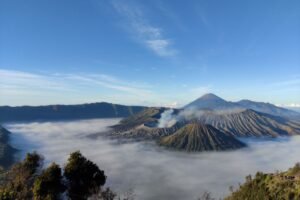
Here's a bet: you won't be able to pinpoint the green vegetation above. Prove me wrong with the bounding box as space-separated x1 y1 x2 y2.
0 151 115 200
64 151 106 200
33 163 65 200
2 149 300 200
226 163 300 200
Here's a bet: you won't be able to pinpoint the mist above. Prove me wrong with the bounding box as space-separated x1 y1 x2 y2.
5 119 300 200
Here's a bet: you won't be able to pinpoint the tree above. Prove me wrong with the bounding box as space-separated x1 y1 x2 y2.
64 151 106 200
33 162 66 200
0 152 43 199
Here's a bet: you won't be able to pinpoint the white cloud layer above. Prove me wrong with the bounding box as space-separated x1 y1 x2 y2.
6 119 300 199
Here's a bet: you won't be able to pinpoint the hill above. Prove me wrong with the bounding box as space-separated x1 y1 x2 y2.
225 163 300 200
112 107 167 132
0 125 16 168
0 103 147 122
159 123 246 151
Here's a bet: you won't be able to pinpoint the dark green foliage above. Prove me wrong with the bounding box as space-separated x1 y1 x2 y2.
33 163 66 200
0 151 110 200
64 151 106 200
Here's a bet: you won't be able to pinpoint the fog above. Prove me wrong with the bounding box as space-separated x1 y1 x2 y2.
5 119 300 200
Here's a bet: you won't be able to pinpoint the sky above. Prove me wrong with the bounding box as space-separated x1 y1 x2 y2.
0 0 299 107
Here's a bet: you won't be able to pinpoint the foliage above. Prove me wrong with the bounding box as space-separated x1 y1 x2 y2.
33 163 66 200
0 151 112 200
225 163 300 200
64 151 107 200
0 152 43 199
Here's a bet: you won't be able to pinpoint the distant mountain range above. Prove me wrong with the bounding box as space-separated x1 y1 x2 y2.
185 93 300 119
2 93 300 152
0 103 147 122
1 93 298 123
109 93 300 152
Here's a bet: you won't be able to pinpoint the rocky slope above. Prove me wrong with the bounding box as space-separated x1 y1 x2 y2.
196 109 300 137
112 107 172 132
159 123 246 151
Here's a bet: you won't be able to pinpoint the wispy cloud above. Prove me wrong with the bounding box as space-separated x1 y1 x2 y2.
111 0 177 57
0 69 154 105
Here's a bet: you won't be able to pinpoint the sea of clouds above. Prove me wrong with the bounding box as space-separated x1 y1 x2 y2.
5 119 300 200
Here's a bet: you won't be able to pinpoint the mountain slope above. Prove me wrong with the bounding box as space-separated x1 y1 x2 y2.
0 125 16 168
184 93 241 110
237 99 300 119
110 107 183 139
110 123 182 140
197 109 300 137
112 107 167 132
159 123 246 151
0 103 147 122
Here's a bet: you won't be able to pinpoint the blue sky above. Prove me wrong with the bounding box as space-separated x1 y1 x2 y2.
0 0 299 107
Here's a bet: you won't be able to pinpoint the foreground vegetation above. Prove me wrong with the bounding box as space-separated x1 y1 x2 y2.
225 163 300 200
0 151 118 200
1 150 300 200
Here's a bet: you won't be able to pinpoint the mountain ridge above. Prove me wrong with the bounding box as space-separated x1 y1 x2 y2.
184 93 300 119
0 102 148 122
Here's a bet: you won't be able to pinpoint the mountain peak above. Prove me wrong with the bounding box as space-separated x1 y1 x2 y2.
199 93 223 100
184 93 234 109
